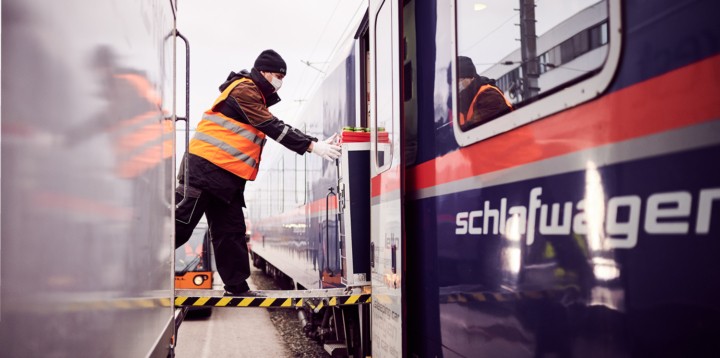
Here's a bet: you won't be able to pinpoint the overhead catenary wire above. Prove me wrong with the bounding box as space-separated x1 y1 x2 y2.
459 12 518 54
296 1 365 112
253 1 364 183
290 1 343 105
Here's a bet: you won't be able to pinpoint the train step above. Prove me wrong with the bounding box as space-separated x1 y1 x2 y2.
174 288 371 309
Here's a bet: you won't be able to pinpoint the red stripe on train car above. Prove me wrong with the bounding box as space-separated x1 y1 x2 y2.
405 53 720 194
250 193 340 227
371 166 401 198
308 196 338 214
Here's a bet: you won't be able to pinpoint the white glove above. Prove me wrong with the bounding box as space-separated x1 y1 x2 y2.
310 134 341 161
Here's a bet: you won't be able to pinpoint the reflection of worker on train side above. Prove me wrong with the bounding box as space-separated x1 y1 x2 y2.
68 46 173 178
174 50 341 297
457 56 513 129
79 46 171 171
65 46 173 292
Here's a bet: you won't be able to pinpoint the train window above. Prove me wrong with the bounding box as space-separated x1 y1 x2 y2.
365 50 371 129
452 0 621 145
374 0 393 172
354 11 370 129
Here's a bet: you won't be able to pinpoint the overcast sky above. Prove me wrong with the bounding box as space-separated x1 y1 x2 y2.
175 0 365 129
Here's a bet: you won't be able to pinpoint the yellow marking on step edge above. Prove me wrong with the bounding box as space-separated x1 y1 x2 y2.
217 297 233 306
238 298 254 306
116 300 133 309
194 297 210 306
260 298 276 307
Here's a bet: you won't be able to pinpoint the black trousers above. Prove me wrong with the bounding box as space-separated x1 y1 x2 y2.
175 185 250 293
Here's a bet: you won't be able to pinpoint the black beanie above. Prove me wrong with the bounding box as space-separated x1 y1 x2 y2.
254 49 287 75
458 56 477 79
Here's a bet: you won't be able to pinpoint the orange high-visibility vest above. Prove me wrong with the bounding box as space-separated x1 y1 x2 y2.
112 73 173 179
459 84 513 126
189 78 267 180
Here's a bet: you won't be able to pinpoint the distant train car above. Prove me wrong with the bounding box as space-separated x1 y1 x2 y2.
1 0 177 356
175 220 213 291
175 220 214 318
249 0 720 357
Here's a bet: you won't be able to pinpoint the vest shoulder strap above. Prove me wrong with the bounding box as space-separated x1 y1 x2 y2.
211 78 252 109
476 84 513 109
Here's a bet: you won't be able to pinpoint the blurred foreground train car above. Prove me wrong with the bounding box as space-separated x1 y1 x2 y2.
1 0 177 356
246 0 720 356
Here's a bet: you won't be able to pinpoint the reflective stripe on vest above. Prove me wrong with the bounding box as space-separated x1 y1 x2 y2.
114 111 173 178
111 73 172 178
189 78 267 180
460 84 513 126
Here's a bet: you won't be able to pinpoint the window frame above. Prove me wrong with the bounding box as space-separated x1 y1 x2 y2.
372 0 394 174
451 0 622 147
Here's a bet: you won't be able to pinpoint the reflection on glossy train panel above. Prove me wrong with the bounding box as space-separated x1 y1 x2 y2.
0 0 175 356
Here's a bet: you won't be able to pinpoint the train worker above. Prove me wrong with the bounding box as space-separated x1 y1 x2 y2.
457 55 513 129
175 49 341 297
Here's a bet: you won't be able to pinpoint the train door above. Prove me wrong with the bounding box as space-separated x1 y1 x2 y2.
369 0 405 356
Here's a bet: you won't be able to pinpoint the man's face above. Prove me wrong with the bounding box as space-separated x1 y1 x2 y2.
261 71 285 92
262 72 284 82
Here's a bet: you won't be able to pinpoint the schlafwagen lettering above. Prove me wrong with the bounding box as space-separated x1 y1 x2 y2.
455 187 720 249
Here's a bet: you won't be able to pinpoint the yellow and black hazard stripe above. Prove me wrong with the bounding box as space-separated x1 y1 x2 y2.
9 297 174 314
307 294 373 313
175 294 372 309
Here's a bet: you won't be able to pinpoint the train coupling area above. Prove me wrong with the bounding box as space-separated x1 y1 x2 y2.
175 287 371 311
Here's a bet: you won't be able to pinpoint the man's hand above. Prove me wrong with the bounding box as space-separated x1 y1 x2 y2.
310 134 341 161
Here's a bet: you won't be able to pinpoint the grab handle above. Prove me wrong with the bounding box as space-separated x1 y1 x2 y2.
175 30 191 208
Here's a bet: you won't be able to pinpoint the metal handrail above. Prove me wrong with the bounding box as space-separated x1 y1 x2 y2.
175 30 191 208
